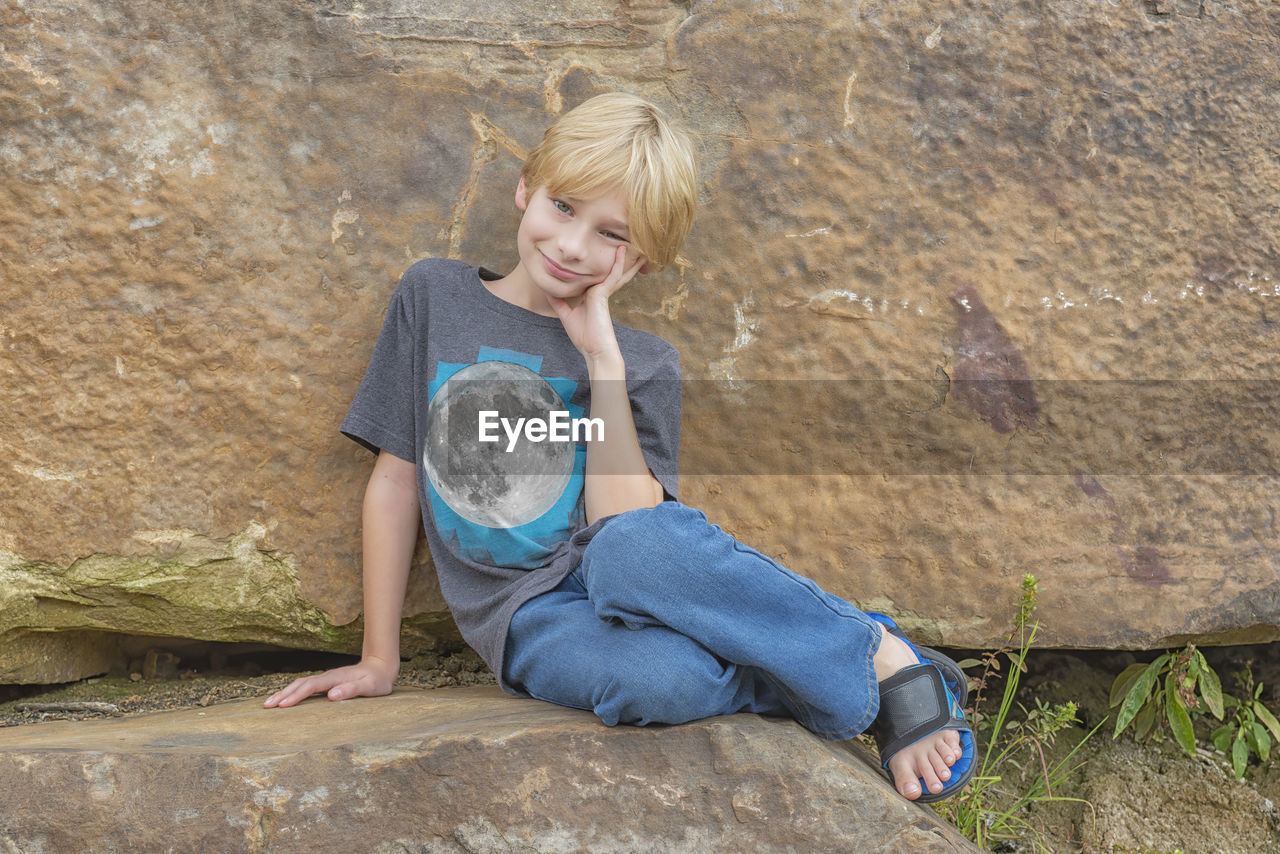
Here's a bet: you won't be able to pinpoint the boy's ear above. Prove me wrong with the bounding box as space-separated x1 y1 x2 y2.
515 176 529 212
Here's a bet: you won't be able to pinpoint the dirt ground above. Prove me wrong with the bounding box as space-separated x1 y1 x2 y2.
2 641 1278 853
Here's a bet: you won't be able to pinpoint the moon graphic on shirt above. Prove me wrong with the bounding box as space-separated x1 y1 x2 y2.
423 361 574 528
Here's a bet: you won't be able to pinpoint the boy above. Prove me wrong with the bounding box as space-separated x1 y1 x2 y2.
264 93 974 802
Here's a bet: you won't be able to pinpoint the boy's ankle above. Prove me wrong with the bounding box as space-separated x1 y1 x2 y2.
871 626 919 683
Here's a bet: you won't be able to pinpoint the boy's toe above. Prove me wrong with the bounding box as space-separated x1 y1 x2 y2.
929 749 953 782
922 768 945 795
888 754 923 799
909 750 945 795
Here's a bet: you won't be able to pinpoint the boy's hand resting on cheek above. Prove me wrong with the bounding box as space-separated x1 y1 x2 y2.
547 245 646 368
262 655 399 709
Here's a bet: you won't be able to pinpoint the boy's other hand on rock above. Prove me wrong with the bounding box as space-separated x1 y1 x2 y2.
262 656 399 709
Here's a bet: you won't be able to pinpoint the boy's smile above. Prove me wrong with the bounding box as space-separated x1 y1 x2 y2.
539 251 583 282
491 178 644 315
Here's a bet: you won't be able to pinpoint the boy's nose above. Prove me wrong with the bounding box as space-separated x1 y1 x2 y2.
558 226 589 261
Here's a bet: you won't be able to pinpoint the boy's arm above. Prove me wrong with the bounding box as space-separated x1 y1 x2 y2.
582 354 665 523
548 246 665 524
264 449 419 708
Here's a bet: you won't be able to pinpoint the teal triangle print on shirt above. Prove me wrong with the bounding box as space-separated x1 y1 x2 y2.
423 347 587 569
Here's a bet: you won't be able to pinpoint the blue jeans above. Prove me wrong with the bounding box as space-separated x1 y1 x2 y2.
503 502 882 740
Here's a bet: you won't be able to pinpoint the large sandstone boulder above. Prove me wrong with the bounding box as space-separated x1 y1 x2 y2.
0 686 978 852
2 0 1277 680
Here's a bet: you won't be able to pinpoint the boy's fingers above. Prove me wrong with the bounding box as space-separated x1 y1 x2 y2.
622 254 646 282
618 248 645 282
593 247 627 292
609 244 628 274
263 678 303 707
265 682 308 708
328 676 366 701
264 662 394 709
330 672 392 702
265 672 338 707
597 249 645 298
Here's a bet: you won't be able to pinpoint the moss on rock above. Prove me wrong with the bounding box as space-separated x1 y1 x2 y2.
0 525 392 683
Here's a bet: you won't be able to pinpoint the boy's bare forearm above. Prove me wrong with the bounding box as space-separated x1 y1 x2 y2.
262 450 418 709
583 354 663 524
360 450 421 668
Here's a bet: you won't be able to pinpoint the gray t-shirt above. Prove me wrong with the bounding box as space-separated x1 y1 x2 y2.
341 258 682 691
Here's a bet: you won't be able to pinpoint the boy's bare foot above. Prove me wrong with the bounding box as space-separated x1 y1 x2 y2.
872 623 964 800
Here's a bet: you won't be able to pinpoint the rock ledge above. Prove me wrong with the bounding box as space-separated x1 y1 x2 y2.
0 686 975 853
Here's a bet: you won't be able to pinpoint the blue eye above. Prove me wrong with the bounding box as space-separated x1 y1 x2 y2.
552 199 572 215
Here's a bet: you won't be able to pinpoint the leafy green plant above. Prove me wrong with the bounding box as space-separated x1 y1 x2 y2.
936 574 1099 852
1109 645 1223 757
1210 664 1280 778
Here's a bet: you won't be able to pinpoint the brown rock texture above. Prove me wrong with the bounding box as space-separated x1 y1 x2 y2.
0 686 977 853
2 0 1278 679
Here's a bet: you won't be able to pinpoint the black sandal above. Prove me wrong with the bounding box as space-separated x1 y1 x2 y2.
868 614 977 803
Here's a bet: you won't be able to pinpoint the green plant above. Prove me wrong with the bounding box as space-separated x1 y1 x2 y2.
936 574 1099 852
1109 645 1223 757
1210 664 1280 778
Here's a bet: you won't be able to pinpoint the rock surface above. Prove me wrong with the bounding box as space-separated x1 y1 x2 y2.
3 0 1279 680
0 686 977 853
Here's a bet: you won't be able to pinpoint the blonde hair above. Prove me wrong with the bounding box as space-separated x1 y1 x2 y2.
521 93 698 271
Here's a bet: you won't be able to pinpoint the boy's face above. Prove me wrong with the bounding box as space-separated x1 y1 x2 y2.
514 177 647 301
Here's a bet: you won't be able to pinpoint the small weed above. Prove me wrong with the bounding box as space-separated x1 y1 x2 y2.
1210 663 1280 779
936 574 1099 852
1109 645 1224 757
